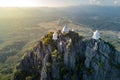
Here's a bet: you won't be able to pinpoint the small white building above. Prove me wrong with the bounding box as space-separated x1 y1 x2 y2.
71 29 74 32
61 24 69 34
92 30 101 40
52 32 58 40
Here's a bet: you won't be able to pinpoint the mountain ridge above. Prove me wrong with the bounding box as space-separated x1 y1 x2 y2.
13 30 120 80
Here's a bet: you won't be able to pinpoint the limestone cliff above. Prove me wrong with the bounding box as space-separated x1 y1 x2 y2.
13 31 120 80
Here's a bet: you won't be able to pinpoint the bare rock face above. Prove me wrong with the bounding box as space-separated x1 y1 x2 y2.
84 39 120 80
13 31 120 80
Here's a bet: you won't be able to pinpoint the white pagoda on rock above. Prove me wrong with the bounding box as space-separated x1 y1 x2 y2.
71 29 74 32
61 24 69 34
92 30 101 40
52 32 58 40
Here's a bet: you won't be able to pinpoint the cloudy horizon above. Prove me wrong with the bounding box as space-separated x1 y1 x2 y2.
0 0 120 7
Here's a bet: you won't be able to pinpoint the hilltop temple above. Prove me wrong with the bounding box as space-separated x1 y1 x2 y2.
52 32 58 40
92 30 101 40
61 24 69 34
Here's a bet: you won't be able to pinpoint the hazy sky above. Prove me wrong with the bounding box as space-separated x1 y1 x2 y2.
0 0 119 7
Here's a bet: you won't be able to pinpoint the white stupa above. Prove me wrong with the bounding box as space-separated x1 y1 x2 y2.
71 29 74 32
92 30 101 40
52 32 58 40
61 24 69 34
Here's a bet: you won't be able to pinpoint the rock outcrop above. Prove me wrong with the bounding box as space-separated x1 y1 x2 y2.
84 39 120 80
13 31 120 80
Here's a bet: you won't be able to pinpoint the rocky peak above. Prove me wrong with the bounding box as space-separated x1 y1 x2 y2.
13 31 120 80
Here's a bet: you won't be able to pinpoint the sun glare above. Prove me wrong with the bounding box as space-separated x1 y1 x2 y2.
0 0 42 7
